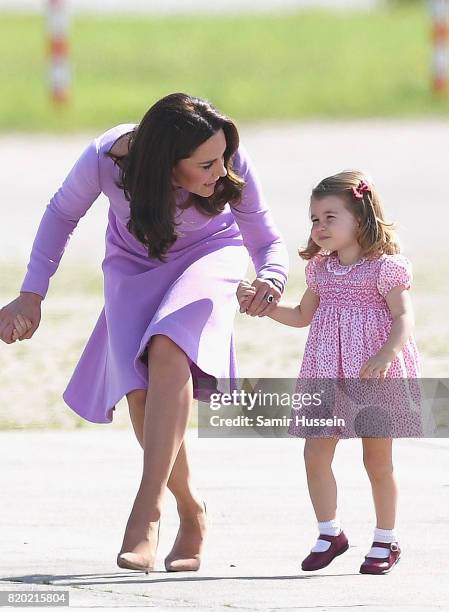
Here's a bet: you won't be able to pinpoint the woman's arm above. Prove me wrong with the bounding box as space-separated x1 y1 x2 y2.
19 137 102 300
231 144 289 317
1 137 102 344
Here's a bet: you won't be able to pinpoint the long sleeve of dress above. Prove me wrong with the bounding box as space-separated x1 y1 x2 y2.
20 138 102 300
230 144 289 288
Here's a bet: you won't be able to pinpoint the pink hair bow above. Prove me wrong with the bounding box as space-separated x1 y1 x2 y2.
352 180 370 199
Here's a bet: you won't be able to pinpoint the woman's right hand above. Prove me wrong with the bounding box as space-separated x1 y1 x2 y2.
0 292 42 344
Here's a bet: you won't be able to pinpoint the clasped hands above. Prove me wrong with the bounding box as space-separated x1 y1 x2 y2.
236 278 281 318
0 294 40 344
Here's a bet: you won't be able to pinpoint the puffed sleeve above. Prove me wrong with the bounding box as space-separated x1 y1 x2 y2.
305 257 320 295
19 137 102 300
230 144 289 289
376 254 413 297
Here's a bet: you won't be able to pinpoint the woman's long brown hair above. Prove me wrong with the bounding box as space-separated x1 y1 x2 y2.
105 92 245 261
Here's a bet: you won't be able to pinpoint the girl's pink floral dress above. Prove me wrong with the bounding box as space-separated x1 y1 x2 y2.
288 253 423 438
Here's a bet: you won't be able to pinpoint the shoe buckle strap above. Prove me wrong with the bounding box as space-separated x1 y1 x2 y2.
318 533 338 542
372 541 399 551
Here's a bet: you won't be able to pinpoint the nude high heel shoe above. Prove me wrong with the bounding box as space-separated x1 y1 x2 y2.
117 521 161 574
164 501 207 572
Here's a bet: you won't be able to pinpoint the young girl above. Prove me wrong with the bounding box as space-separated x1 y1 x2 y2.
237 170 422 575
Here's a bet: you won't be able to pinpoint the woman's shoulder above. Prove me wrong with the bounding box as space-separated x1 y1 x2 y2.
231 143 249 173
95 123 137 155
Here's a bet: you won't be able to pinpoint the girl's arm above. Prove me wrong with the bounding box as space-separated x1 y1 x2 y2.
381 286 415 357
360 286 414 378
267 288 319 328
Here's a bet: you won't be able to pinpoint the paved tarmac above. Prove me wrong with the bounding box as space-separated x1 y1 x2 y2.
1 120 449 608
0 429 448 610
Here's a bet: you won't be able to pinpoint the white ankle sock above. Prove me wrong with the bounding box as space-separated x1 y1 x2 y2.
367 527 397 558
310 519 342 553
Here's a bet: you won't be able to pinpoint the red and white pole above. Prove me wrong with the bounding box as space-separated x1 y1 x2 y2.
47 0 70 104
430 0 449 93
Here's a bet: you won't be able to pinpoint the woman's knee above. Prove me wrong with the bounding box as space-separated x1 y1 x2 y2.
147 334 188 366
126 388 147 412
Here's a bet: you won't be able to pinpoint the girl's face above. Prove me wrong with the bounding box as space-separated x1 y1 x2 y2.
172 128 228 197
310 195 360 252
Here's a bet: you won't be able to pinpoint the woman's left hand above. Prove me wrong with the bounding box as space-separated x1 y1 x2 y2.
359 351 393 379
239 278 282 317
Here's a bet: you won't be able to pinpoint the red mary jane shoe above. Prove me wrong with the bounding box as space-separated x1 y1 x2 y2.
301 531 349 571
359 541 401 575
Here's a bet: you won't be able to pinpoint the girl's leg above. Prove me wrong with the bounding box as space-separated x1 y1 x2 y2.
118 334 193 563
361 437 400 567
127 389 206 570
301 437 348 570
304 437 339 521
362 437 397 529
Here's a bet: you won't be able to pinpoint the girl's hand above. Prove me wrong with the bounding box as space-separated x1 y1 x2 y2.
0 293 42 344
236 280 256 313
11 314 33 342
359 351 393 379
240 278 281 318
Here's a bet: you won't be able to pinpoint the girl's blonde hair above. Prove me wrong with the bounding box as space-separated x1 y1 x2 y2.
299 170 400 261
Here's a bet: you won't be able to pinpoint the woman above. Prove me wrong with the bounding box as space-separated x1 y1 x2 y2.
0 93 288 573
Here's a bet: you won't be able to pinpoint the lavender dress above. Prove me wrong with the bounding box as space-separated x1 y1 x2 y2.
20 124 288 423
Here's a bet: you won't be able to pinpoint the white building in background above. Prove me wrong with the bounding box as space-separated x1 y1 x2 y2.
0 0 382 13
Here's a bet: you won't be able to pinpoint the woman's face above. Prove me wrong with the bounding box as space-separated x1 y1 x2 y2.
172 128 228 197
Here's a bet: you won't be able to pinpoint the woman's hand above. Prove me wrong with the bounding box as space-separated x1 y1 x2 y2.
237 278 281 318
359 350 393 379
0 293 42 344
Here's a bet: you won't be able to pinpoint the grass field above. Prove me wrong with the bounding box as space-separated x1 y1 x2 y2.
1 4 449 131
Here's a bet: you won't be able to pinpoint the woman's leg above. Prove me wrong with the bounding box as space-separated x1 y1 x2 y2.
126 389 146 448
126 389 204 518
304 437 339 521
127 390 203 514
162 436 207 571
127 389 207 569
362 438 397 529
118 334 193 563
